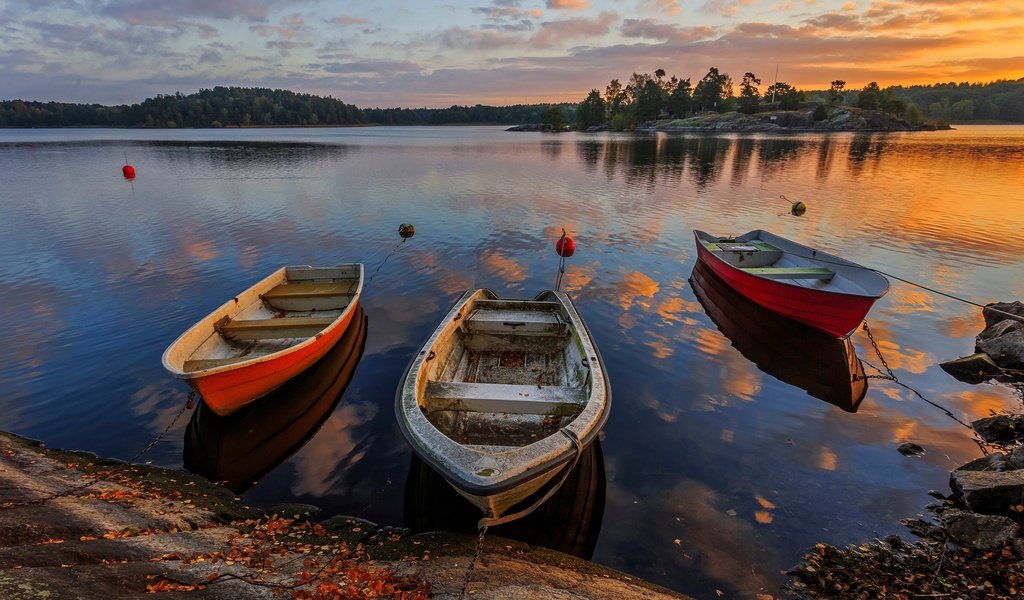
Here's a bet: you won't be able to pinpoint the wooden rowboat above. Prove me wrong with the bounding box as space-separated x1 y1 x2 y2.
690 260 868 412
163 264 363 416
694 230 889 338
183 307 367 491
396 289 609 525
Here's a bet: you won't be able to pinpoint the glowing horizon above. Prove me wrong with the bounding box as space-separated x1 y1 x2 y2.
1 0 1021 107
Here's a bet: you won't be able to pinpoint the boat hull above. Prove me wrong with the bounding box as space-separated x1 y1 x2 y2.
163 264 364 417
690 261 867 412
186 302 357 416
694 235 879 338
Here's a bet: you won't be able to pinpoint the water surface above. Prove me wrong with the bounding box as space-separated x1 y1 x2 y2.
2 125 1023 599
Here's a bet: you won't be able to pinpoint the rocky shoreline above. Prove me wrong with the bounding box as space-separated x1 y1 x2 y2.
0 431 686 599
789 301 1024 598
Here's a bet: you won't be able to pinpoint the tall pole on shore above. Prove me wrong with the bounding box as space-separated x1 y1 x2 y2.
771 64 779 103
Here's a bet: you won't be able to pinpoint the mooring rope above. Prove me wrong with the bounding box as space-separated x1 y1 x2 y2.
781 249 1023 323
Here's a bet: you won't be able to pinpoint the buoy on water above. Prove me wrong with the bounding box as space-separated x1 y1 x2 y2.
790 200 807 216
399 223 415 239
122 164 136 179
555 231 575 257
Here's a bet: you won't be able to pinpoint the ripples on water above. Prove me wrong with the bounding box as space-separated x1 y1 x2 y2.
2 126 1023 599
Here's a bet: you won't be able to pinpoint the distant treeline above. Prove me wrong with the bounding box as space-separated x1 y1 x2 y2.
0 87 364 128
573 68 1024 131
888 80 1024 123
3 80 1022 128
361 104 570 125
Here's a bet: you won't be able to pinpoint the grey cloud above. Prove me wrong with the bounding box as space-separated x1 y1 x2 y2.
319 59 422 75
100 0 294 25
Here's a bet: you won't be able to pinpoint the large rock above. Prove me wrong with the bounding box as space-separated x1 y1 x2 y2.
971 414 1024 444
940 509 1021 550
955 452 1011 472
983 301 1024 328
977 329 1024 368
949 469 1024 516
977 319 1023 342
1011 445 1024 469
939 352 1005 383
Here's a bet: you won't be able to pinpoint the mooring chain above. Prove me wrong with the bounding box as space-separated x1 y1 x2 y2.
0 391 196 510
853 321 897 382
459 523 489 600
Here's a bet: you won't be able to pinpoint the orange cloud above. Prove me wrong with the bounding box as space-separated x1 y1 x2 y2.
547 0 591 11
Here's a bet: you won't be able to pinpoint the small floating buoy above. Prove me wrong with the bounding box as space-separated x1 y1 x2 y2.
122 164 136 179
791 200 807 216
399 223 415 239
555 231 575 257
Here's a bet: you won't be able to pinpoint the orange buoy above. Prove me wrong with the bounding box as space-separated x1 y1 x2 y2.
555 231 575 257
122 164 136 179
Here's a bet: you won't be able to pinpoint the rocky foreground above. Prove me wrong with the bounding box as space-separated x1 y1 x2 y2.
0 432 685 600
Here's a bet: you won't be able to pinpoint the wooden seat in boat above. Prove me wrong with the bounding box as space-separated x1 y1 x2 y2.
218 316 335 341
262 282 356 300
423 381 585 415
183 355 255 372
740 266 835 280
706 241 780 252
464 308 566 336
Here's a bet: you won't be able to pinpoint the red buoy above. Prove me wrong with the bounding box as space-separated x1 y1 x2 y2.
555 232 575 257
122 165 136 179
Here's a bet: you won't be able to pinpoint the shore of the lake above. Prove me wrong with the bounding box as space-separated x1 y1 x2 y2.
635 106 931 133
0 431 687 599
787 410 1024 598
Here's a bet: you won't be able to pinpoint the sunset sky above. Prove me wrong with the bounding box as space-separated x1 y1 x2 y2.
2 0 1022 107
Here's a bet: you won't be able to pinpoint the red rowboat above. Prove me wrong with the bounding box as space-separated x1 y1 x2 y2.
693 230 889 338
690 260 868 412
162 264 363 416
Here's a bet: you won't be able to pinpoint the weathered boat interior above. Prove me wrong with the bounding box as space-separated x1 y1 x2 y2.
419 296 591 449
695 230 888 295
182 266 360 372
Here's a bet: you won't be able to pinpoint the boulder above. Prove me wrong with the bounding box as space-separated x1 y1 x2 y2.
976 329 1024 368
940 509 1021 550
977 319 1023 342
897 442 925 456
1010 445 1024 470
983 301 1024 328
971 414 1024 444
955 453 1011 473
939 352 1004 383
949 469 1024 516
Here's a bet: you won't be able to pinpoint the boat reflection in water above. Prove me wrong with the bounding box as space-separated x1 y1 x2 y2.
690 261 868 412
183 308 367 492
404 438 606 560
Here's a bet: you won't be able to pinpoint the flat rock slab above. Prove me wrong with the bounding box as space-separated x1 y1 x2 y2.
949 469 1024 517
0 432 689 599
971 415 1024 444
940 508 1021 550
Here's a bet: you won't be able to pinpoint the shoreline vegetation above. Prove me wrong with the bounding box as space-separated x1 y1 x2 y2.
1 76 1021 131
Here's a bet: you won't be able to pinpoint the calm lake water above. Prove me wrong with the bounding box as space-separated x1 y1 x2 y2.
2 125 1023 598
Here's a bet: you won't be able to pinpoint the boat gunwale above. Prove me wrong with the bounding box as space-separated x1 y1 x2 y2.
395 288 610 498
693 229 891 300
161 263 364 380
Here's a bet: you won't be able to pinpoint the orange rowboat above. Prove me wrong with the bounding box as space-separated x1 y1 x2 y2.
162 264 363 416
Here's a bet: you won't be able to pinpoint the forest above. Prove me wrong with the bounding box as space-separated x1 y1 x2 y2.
0 87 364 128
571 68 1024 130
1 79 1022 128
